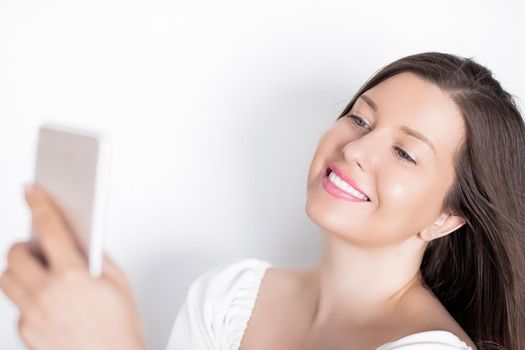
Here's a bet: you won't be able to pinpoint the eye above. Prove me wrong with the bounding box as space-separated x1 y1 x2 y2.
393 146 416 164
346 114 417 165
347 114 370 130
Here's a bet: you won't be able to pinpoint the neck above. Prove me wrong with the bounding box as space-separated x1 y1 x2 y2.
307 232 427 329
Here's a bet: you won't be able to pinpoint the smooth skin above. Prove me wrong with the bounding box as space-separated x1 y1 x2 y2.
0 185 146 350
239 72 477 350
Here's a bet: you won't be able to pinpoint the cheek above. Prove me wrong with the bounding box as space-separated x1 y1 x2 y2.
306 130 340 188
373 175 440 236
380 176 420 201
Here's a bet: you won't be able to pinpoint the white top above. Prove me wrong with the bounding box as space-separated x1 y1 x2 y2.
165 258 473 350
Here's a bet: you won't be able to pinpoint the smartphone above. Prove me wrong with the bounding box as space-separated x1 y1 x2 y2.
30 123 111 277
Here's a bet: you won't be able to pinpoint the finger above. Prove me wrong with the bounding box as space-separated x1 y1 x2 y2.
24 185 86 271
7 242 47 294
18 316 41 350
0 268 32 312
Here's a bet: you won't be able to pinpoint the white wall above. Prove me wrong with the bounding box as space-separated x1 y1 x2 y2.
1 0 524 348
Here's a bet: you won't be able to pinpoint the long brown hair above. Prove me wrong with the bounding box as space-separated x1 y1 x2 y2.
335 52 525 350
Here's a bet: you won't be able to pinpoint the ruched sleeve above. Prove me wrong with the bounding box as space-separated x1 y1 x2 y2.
165 257 272 350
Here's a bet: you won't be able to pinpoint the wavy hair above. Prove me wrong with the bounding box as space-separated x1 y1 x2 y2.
335 52 525 350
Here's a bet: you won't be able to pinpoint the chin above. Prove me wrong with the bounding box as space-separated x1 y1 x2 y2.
305 198 359 240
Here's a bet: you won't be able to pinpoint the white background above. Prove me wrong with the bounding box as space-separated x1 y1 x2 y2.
1 0 524 348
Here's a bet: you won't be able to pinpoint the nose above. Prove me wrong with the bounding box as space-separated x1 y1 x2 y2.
341 131 382 173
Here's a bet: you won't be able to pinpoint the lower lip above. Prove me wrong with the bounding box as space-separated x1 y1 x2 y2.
322 170 369 202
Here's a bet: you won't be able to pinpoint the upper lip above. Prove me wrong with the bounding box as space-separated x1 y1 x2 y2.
327 163 371 200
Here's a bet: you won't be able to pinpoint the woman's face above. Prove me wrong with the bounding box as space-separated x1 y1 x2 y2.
305 72 465 248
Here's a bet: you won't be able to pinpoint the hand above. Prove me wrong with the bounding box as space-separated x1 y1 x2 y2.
0 185 147 350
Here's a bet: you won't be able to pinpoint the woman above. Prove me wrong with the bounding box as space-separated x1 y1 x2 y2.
1 52 524 350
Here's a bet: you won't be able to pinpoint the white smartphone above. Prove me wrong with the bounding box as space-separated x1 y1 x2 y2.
30 123 111 277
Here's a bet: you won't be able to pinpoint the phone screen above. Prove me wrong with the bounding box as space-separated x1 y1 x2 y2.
30 123 111 277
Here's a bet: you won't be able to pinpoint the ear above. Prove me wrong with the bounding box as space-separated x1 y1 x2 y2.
419 213 466 242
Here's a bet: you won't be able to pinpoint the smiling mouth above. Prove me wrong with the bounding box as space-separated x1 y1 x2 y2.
324 166 370 202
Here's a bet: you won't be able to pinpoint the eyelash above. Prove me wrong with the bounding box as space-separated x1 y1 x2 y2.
346 114 417 165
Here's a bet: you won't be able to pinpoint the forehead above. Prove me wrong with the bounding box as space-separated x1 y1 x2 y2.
354 72 465 158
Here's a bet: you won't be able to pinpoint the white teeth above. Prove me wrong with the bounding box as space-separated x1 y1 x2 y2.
328 171 368 200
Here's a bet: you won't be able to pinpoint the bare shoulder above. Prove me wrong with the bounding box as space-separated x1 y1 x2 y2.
244 267 478 350
259 265 315 299
238 266 315 350
395 284 478 350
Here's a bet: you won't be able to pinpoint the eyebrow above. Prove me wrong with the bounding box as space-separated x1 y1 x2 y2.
360 94 378 112
359 94 437 155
